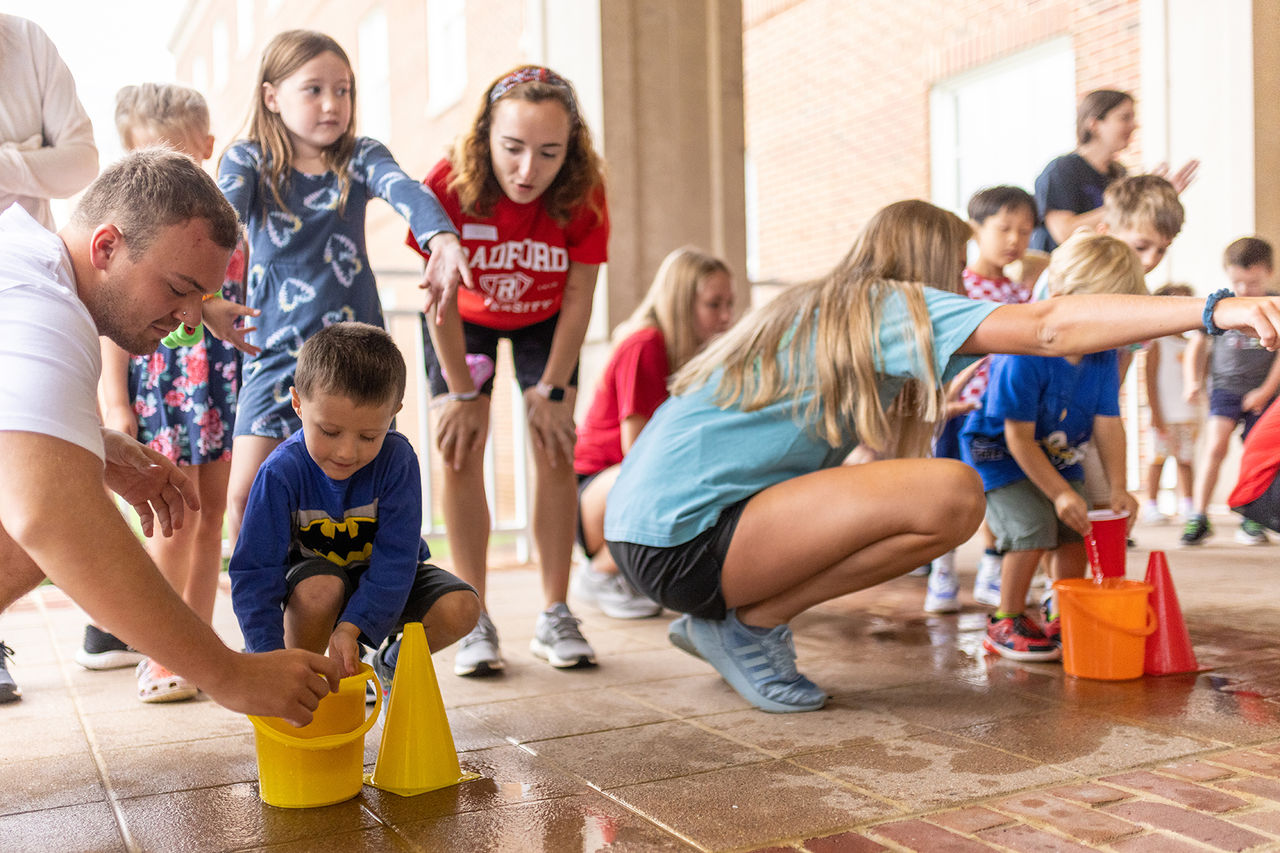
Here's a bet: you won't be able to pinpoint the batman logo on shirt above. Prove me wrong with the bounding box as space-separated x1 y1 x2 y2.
297 515 378 566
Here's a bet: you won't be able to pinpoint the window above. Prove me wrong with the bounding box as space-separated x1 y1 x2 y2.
426 0 467 115
929 38 1076 217
358 8 392 142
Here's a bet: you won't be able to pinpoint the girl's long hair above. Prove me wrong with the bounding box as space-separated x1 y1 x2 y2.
449 65 605 227
671 200 971 458
614 246 731 372
242 30 358 216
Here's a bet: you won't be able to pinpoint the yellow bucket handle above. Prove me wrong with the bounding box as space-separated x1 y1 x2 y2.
1072 603 1158 639
248 662 382 751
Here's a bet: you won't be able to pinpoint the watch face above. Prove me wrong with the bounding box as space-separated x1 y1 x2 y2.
548 386 566 401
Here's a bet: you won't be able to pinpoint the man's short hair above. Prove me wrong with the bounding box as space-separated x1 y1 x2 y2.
294 322 406 408
1102 175 1185 241
70 148 239 256
1224 236 1274 270
967 185 1036 225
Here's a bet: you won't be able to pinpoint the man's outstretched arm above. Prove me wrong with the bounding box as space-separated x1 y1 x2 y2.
0 431 342 725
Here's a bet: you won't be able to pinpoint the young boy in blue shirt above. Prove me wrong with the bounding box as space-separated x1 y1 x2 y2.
230 323 479 693
961 232 1145 660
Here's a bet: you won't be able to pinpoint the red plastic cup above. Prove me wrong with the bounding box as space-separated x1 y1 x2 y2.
1085 509 1129 578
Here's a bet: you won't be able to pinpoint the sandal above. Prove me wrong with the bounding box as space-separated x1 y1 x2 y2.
136 659 198 704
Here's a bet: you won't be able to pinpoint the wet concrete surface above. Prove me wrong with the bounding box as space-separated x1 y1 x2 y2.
4 516 1280 851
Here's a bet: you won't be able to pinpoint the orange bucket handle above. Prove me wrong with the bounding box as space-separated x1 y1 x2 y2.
1071 602 1158 639
248 663 382 751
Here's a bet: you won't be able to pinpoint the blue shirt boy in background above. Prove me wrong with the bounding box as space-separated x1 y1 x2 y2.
230 323 478 696
962 232 1146 662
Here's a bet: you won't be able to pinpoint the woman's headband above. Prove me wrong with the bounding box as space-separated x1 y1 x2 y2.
488 66 573 105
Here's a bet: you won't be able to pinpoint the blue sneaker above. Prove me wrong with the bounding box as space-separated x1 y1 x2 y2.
686 610 826 713
667 614 701 659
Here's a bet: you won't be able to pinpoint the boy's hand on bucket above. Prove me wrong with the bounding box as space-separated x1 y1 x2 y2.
206 650 343 728
327 623 363 677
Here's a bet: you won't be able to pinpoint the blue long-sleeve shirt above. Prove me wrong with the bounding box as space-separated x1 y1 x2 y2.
229 430 430 652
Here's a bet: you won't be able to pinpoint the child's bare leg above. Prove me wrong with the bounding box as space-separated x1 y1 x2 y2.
147 500 197 616
1049 541 1087 581
283 575 344 654
226 436 282 549
186 460 230 624
1176 461 1195 504
720 459 985 628
441 446 492 606
998 549 1044 615
1145 460 1164 504
420 589 480 652
1192 416 1237 514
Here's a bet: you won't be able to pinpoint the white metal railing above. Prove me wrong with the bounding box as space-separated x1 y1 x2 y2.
384 306 534 564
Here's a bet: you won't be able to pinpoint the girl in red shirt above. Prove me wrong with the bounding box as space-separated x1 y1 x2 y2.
572 247 735 619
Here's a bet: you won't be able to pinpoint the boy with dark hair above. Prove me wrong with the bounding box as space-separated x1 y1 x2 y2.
925 185 1037 613
230 323 479 696
1182 237 1280 546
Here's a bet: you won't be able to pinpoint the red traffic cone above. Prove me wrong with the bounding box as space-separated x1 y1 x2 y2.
1143 551 1200 675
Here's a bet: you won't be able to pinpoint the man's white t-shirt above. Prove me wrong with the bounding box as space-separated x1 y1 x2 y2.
0 203 103 459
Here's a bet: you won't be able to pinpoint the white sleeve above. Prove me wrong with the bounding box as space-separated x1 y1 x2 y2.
0 284 104 459
0 19 98 201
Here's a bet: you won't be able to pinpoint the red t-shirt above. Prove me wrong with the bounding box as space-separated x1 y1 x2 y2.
406 158 609 330
574 326 670 476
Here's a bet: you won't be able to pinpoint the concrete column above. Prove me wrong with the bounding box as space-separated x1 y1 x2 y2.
1254 0 1280 246
596 0 749 331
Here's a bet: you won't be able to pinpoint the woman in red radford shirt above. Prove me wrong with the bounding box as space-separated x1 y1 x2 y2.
407 65 607 677
571 247 735 620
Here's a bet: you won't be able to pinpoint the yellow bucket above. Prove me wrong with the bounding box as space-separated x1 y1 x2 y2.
248 663 381 808
1054 578 1156 681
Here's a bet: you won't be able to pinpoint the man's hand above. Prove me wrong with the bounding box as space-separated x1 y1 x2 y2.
201 297 262 356
201 649 343 728
101 429 200 537
420 233 472 326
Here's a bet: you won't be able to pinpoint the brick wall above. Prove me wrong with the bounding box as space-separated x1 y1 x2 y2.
744 0 1143 285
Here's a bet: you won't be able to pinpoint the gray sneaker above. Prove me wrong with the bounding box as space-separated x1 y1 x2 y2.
570 564 662 619
453 612 504 677
0 642 20 704
530 602 596 668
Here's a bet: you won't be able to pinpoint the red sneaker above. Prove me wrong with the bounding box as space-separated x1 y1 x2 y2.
1040 600 1061 648
983 614 1061 661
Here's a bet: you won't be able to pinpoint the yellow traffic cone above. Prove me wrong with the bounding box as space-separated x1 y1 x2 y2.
365 622 481 796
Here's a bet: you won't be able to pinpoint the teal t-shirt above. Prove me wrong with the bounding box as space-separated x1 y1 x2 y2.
603 286 1001 548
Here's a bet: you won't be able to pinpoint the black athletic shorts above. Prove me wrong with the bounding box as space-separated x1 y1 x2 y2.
605 499 749 620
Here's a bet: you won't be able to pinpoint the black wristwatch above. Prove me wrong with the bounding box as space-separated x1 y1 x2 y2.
535 382 566 401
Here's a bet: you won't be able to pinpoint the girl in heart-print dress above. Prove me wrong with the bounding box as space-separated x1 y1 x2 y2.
217 29 470 545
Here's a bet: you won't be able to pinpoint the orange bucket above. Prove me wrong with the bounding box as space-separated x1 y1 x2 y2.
1054 578 1156 680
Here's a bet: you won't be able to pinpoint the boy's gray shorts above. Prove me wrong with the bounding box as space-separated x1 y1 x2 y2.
985 478 1088 552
